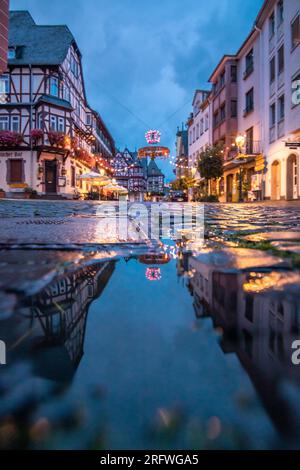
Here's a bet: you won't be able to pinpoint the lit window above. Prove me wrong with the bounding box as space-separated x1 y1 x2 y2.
7 48 16 60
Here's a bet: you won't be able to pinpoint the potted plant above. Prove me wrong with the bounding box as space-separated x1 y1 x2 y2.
0 189 6 199
23 187 38 199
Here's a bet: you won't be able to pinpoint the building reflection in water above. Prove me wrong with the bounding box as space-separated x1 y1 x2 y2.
4 260 115 382
179 248 300 437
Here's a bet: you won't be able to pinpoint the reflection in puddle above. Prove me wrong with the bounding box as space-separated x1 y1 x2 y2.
0 244 300 449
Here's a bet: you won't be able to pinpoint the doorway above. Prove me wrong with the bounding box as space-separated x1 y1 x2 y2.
286 154 298 200
45 160 57 194
271 161 281 200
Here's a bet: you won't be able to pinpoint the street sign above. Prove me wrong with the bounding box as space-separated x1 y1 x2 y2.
285 142 300 148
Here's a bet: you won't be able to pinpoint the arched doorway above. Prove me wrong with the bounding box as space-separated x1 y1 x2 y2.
286 154 298 200
271 161 281 200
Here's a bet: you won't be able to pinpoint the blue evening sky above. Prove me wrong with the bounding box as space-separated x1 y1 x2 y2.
10 0 263 179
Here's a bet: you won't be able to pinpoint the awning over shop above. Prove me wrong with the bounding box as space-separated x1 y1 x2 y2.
78 172 111 186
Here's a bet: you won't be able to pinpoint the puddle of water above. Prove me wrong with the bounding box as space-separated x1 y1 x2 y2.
0 242 300 450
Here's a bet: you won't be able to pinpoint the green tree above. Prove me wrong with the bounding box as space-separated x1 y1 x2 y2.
197 144 224 195
170 176 195 191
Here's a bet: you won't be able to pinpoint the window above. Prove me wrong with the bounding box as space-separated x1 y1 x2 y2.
270 103 276 126
63 85 70 102
200 119 204 135
58 117 65 132
231 65 237 82
50 115 57 131
71 166 76 187
71 55 79 78
292 72 300 106
278 45 284 74
278 94 285 120
7 48 16 59
291 14 300 49
213 111 219 127
270 56 275 83
246 127 253 154
196 123 199 138
11 116 19 132
220 104 226 121
86 114 92 126
0 75 10 95
220 71 225 88
8 159 23 183
205 114 209 130
269 12 275 38
245 88 254 114
75 101 80 118
0 116 9 130
277 0 284 25
49 76 59 97
245 49 254 76
231 99 237 118
37 112 43 129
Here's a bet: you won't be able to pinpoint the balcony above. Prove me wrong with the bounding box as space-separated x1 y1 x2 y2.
244 140 261 155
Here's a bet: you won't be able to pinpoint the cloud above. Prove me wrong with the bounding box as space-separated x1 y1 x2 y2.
10 0 263 179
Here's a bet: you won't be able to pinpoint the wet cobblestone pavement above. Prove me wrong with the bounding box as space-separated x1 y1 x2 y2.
1 200 300 450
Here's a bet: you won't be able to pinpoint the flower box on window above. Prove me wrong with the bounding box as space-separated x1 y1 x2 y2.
48 131 66 147
0 131 23 147
30 129 43 144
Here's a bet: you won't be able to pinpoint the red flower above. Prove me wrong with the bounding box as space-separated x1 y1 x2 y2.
48 131 66 147
0 131 23 146
30 129 43 142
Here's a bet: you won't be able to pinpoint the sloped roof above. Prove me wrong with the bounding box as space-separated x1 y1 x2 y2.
35 94 73 110
147 159 164 177
8 11 78 66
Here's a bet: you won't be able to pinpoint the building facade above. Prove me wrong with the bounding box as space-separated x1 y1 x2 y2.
147 159 165 195
186 0 300 202
187 90 212 198
0 11 115 198
113 148 147 201
175 126 188 179
0 0 9 76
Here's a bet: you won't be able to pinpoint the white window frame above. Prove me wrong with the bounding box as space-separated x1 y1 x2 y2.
11 115 20 132
0 116 9 130
49 76 59 97
50 115 57 131
58 117 65 132
0 75 10 95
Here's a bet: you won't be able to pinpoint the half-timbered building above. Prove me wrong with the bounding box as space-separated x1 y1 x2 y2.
147 159 165 195
113 148 147 201
0 11 115 198
0 0 9 75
